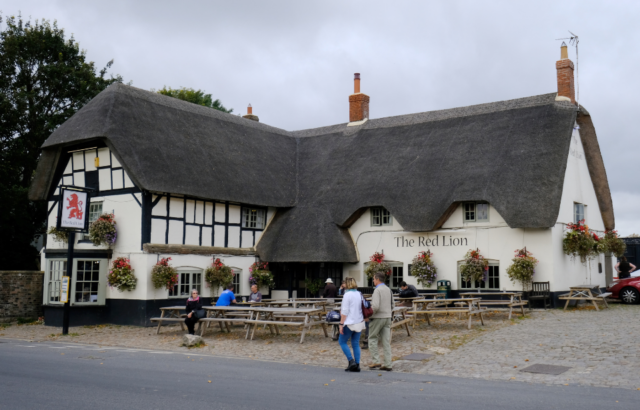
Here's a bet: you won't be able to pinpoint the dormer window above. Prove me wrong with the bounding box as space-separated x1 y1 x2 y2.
242 207 265 229
464 202 489 222
371 207 392 226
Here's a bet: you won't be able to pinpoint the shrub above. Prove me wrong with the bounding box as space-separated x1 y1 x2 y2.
410 251 438 288
204 258 234 292
249 261 275 289
562 220 597 263
47 226 69 243
107 257 137 292
597 230 626 258
364 252 391 281
89 213 117 246
460 249 489 283
151 257 178 290
506 248 538 292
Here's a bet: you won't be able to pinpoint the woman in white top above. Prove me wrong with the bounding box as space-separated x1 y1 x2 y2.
339 277 365 372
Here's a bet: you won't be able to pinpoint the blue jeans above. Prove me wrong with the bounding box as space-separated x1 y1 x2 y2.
338 325 361 363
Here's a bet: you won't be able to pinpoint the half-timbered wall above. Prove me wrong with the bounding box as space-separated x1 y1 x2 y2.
149 194 269 248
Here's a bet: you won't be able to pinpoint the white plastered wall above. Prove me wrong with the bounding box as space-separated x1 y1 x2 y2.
551 125 608 290
346 207 552 291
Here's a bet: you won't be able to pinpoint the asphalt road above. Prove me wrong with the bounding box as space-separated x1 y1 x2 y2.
0 338 637 410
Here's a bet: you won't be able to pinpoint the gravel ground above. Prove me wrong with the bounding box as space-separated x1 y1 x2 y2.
3 303 639 390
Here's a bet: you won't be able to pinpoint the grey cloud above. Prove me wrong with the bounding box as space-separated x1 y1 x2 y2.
6 0 640 234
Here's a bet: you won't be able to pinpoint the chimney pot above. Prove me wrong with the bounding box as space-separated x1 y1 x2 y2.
242 104 259 122
349 73 369 122
560 42 568 59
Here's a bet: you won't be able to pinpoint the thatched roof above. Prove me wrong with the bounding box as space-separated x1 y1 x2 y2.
31 84 614 262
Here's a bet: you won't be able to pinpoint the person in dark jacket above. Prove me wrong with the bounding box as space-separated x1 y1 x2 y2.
185 289 203 335
398 281 419 298
615 257 637 279
323 278 338 298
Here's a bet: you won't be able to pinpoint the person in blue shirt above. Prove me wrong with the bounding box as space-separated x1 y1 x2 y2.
215 284 237 306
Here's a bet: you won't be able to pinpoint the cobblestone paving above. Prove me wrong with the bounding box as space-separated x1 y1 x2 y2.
2 304 639 390
410 303 640 390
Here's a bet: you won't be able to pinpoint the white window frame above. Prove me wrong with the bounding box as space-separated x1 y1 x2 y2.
574 203 586 224
464 202 489 222
371 207 393 226
71 259 108 306
458 260 500 290
44 259 67 305
83 201 103 240
169 268 203 298
390 263 403 290
231 267 242 295
242 208 266 229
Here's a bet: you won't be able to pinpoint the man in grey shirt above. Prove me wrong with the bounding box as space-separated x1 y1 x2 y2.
368 272 395 371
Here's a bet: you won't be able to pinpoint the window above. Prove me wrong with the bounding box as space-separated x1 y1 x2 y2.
75 260 101 303
371 207 392 226
574 203 585 223
231 268 242 295
464 202 489 222
242 208 266 229
46 260 67 304
83 201 103 240
391 265 403 289
459 261 500 290
169 270 202 298
44 258 107 305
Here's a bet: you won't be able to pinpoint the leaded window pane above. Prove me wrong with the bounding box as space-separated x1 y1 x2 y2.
464 203 475 221
75 260 101 303
48 260 66 303
476 203 489 221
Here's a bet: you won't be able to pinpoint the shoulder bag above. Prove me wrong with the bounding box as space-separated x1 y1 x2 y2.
361 292 373 319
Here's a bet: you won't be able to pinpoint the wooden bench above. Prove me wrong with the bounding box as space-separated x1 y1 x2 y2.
559 286 611 311
458 292 527 320
150 306 188 334
243 307 328 344
408 298 485 330
528 281 551 309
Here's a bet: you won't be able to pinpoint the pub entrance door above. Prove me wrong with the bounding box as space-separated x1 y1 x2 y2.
269 262 343 298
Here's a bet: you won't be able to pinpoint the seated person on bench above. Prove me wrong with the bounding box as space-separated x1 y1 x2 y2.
398 281 419 298
248 284 262 302
216 284 237 306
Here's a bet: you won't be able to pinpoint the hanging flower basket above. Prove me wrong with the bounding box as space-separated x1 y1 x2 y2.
89 213 117 246
107 257 137 292
506 248 538 292
562 220 598 263
597 229 626 258
460 249 489 283
204 258 234 292
249 261 275 289
151 257 178 290
410 251 438 288
364 252 391 281
47 226 69 243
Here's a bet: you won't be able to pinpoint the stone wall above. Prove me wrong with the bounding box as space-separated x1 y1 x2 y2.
0 271 44 323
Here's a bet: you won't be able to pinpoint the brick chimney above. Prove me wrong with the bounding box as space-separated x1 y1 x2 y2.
242 104 259 122
556 42 576 104
349 73 370 122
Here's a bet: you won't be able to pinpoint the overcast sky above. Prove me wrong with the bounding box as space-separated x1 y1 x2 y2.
4 0 639 235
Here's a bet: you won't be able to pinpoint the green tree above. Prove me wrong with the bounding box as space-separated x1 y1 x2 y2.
156 86 233 113
0 14 122 269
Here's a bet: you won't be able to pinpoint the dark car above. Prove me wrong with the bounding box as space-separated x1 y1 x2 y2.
606 276 640 304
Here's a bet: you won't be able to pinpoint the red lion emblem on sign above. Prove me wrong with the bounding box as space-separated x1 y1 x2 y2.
66 193 84 220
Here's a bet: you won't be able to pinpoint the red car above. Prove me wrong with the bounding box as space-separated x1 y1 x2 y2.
607 276 640 304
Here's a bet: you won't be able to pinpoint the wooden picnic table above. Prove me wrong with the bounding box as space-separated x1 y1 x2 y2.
150 306 187 334
408 298 485 330
459 292 527 319
261 300 328 309
244 307 328 343
200 306 264 336
559 285 611 311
